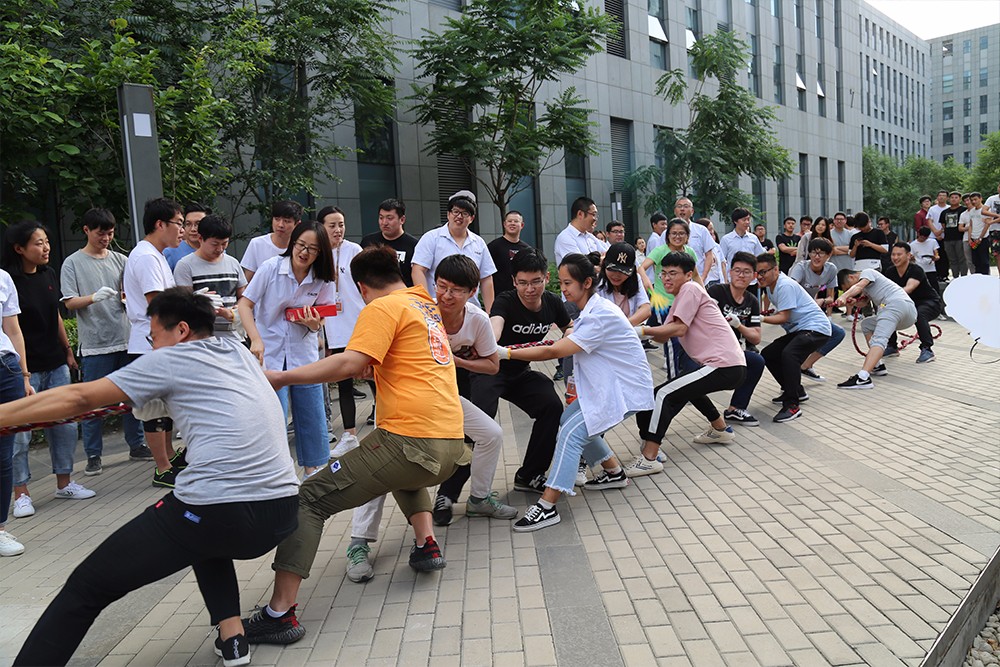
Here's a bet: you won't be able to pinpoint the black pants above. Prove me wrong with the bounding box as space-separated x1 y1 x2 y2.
14 493 299 666
889 298 942 351
635 365 746 445
935 242 951 278
971 241 991 275
761 330 830 409
329 347 356 429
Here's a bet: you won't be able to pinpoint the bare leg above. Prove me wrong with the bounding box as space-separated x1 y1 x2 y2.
861 332 886 373
540 488 561 505
55 473 70 490
219 616 243 640
800 350 823 370
147 431 173 471
268 570 303 613
409 511 435 545
641 440 659 460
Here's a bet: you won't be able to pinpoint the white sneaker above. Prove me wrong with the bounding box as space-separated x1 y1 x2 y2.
655 450 669 463
0 530 24 556
12 494 34 518
623 455 664 478
54 481 96 500
330 432 360 458
692 427 736 444
575 461 588 487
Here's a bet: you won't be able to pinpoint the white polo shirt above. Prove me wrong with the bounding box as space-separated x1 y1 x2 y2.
686 221 715 275
0 269 21 359
719 230 765 282
553 224 610 265
241 234 285 274
242 256 337 371
124 240 175 354
568 295 654 436
412 224 496 296
322 240 365 349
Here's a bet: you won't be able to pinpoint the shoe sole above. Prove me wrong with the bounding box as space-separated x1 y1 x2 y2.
512 514 561 533
624 467 662 478
214 647 251 667
801 374 826 382
771 396 810 404
0 548 25 557
12 511 33 519
725 418 760 427
838 384 874 389
409 558 446 572
246 628 306 645
54 494 95 500
872 371 889 377
916 357 935 363
773 412 802 423
584 479 630 490
347 570 374 583
129 455 154 461
84 469 102 476
512 485 543 493
151 481 176 488
693 436 736 444
466 507 518 520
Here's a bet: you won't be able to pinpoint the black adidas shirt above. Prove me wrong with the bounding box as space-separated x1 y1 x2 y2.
491 290 570 375
707 283 760 347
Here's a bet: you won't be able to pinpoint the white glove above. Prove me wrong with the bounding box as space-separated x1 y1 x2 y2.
92 286 118 303
634 325 653 340
194 287 225 309
496 346 511 360
726 313 741 330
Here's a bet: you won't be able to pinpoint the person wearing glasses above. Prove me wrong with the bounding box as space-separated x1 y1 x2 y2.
787 238 846 382
755 252 832 423
237 221 336 478
411 190 497 311
163 202 209 270
123 197 186 488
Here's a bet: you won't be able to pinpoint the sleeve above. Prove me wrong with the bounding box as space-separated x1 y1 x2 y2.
489 291 510 318
634 286 650 308
753 236 765 255
788 262 805 284
240 238 260 272
859 268 881 285
849 234 860 249
478 241 497 278
470 309 498 357
106 349 174 406
0 273 20 317
665 283 701 327
747 294 761 327
241 261 273 305
173 257 193 287
567 310 603 353
411 232 435 269
345 300 396 365
137 255 169 295
235 257 249 288
553 232 572 265
60 256 81 299
314 280 337 306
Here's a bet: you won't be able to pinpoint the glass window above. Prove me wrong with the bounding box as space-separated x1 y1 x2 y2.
982 122 990 139
943 129 953 146
981 36 989 50
942 40 953 56
963 69 971 90
942 102 953 121
963 39 971 54
963 125 971 143
774 45 784 104
942 73 953 93
981 67 989 87
982 95 989 114
650 40 668 69
964 98 971 117
964 152 972 168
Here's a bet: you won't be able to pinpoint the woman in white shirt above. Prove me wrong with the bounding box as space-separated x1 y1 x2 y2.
238 221 336 477
498 254 654 532
0 268 30 556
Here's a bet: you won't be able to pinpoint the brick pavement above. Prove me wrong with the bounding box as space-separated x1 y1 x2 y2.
0 316 997 666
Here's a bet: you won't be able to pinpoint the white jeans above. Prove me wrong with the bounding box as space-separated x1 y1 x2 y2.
350 396 503 541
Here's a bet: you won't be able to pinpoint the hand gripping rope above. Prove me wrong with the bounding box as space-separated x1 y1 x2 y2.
0 403 132 437
506 340 555 350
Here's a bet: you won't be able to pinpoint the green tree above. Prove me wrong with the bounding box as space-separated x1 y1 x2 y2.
861 146 968 227
968 132 1000 197
623 29 794 220
410 0 614 219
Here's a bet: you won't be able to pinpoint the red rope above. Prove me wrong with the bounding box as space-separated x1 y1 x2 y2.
0 403 132 437
507 340 555 350
849 308 942 357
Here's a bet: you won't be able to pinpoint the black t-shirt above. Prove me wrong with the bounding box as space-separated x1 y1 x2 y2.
849 228 888 261
360 232 419 287
774 234 801 273
12 268 65 372
491 290 570 375
487 237 531 295
940 206 966 241
880 231 898 271
707 283 760 346
760 238 775 251
882 264 939 305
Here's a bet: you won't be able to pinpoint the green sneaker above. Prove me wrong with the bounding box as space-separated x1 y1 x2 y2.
346 544 373 583
466 492 518 520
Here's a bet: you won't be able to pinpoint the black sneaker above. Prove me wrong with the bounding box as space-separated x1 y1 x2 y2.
871 363 888 376
214 633 250 667
584 469 629 490
169 448 188 470
243 605 306 645
837 374 874 390
641 339 657 350
152 467 177 488
512 503 561 533
512 473 547 493
352 387 366 398
552 368 564 381
366 407 375 426
129 445 154 461
724 408 760 427
771 389 809 404
84 456 103 476
432 495 453 526
882 347 899 358
773 406 802 423
800 368 826 382
409 536 446 572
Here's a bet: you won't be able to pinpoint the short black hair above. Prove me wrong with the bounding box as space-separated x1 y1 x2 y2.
893 241 912 253
969 191 982 199
917 226 931 238
877 216 890 225
949 191 961 198
281 221 333 282
853 211 871 228
754 223 766 231
650 212 668 226
731 207 751 222
730 251 757 270
919 195 931 204
184 202 211 217
449 196 476 217
146 287 215 337
316 206 345 223
143 197 182 235
666 219 690 238
756 252 778 269
271 199 304 220
800 215 813 224
833 211 847 219
783 216 796 224
2 220 50 276
606 220 625 232
558 253 597 294
435 254 480 291
351 246 403 289
837 268 859 288
660 251 696 273
378 198 405 217
82 208 115 231
808 238 833 254
505 210 524 220
938 189 948 196
570 197 596 219
196 214 232 241
511 247 548 276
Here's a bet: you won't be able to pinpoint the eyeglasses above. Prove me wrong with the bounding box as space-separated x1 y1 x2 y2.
730 268 754 276
293 242 320 256
449 209 473 220
183 221 199 229
435 283 470 297
514 278 546 288
659 269 686 279
164 218 184 228
668 231 688 238
809 249 830 256
756 267 777 275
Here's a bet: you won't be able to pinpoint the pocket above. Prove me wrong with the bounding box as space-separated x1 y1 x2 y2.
299 458 357 504
401 442 441 476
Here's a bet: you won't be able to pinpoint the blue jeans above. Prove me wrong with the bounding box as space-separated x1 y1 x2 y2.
546 400 618 496
13 365 79 486
277 383 330 468
81 352 143 456
730 350 765 411
1 354 27 524
817 322 845 356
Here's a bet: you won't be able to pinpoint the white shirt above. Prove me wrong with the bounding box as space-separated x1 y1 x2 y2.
553 224 610 265
686 221 715 275
241 235 285 274
323 241 365 349
124 240 175 354
706 240 724 283
644 231 664 284
412 224 496 296
961 207 988 239
0 269 21 359
985 195 1000 231
447 301 497 359
568 295 654 436
927 204 946 234
242 256 337 371
909 238 940 273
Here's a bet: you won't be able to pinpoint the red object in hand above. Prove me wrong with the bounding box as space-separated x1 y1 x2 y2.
285 304 339 322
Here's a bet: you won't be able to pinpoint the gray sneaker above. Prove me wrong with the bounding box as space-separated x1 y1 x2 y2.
916 349 935 364
466 492 518 520
85 456 102 476
345 544 374 583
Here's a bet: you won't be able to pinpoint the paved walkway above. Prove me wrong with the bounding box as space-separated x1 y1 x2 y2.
1 317 998 667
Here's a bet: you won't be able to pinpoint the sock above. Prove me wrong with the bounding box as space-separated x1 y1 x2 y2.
349 537 366 549
858 370 870 380
265 605 287 618
537 498 555 510
469 495 485 504
605 465 622 475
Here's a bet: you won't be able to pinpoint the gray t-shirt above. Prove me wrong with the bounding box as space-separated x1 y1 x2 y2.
107 337 299 505
60 250 129 356
173 253 248 338
860 268 910 307
789 261 838 298
830 228 857 271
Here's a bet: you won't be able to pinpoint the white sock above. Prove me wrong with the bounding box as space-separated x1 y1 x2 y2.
265 605 287 618
605 465 622 474
537 499 555 510
858 370 870 380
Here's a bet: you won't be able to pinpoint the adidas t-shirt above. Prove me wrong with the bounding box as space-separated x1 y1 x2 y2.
491 290 570 376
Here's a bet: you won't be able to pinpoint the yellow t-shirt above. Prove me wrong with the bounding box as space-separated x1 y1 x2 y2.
347 286 464 439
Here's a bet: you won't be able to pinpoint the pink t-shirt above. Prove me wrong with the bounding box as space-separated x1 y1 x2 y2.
665 281 746 368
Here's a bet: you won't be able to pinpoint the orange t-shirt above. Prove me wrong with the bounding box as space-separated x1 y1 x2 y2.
347 286 464 439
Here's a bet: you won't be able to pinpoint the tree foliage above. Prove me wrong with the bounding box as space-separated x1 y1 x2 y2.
967 132 1000 197
623 29 794 220
861 146 968 226
411 0 614 218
